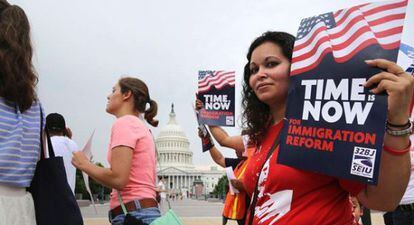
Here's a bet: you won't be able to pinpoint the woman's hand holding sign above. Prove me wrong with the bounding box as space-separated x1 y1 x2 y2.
358 59 413 211
364 59 414 126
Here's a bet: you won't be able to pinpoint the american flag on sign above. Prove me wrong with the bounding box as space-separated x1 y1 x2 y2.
291 0 408 76
198 70 235 93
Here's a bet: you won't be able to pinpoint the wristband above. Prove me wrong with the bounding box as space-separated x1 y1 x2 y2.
386 120 411 128
383 141 411 156
386 121 413 136
202 132 214 149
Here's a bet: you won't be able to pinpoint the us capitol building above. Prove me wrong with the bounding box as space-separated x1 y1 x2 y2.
155 104 224 196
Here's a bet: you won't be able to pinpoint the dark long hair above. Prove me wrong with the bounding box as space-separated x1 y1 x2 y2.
118 77 159 127
242 31 295 145
0 0 37 112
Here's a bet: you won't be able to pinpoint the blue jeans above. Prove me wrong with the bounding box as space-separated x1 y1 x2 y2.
109 199 161 225
393 208 414 225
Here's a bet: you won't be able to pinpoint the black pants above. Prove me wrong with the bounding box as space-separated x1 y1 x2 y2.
384 212 394 225
361 208 372 225
389 208 414 225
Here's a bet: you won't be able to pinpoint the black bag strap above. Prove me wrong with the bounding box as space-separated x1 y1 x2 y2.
247 133 281 225
39 107 55 159
39 106 45 159
45 124 55 158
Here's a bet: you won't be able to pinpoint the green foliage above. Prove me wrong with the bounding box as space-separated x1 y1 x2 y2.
74 162 111 200
212 175 228 199
75 168 87 197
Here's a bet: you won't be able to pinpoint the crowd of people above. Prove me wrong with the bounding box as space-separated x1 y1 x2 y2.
0 0 413 225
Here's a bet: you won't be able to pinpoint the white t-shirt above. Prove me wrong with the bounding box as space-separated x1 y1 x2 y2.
157 181 167 198
50 136 78 194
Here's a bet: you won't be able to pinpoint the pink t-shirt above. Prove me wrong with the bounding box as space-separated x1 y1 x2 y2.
108 115 157 209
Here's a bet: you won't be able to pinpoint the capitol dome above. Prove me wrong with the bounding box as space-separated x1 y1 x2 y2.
155 104 194 170
155 104 224 194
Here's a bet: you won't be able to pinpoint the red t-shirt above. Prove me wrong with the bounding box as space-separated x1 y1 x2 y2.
243 121 365 225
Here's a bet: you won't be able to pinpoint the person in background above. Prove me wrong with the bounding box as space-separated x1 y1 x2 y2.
195 99 246 156
0 1 41 224
72 77 161 225
197 126 249 225
195 98 252 189
46 113 79 194
384 212 394 225
156 177 168 214
351 197 364 225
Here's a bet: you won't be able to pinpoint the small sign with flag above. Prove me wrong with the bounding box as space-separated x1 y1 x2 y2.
278 0 408 184
197 70 235 127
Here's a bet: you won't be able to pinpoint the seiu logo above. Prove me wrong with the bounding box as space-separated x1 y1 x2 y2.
350 146 376 179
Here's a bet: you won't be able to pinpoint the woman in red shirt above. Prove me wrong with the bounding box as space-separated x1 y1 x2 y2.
236 31 413 225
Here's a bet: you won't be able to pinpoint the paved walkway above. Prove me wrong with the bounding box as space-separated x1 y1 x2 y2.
84 217 240 225
81 199 386 225
82 198 233 225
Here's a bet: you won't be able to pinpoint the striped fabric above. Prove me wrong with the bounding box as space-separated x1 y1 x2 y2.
0 98 43 187
291 0 407 75
198 70 235 93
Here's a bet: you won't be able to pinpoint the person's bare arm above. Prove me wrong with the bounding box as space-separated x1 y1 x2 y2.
357 59 413 211
72 146 132 190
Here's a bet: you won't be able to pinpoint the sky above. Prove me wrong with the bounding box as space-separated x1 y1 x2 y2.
11 0 414 167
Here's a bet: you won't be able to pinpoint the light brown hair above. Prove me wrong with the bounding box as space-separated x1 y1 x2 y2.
118 77 159 127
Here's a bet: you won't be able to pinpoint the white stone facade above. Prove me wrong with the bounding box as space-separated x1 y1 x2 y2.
156 104 224 195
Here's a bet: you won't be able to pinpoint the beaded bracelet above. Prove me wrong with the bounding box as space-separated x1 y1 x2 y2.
386 120 413 136
383 141 411 155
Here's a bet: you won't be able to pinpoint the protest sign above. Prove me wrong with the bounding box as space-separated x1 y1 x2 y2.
81 131 97 213
278 0 408 184
197 70 235 127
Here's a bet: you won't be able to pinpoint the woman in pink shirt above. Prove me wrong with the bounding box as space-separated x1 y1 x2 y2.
72 77 161 225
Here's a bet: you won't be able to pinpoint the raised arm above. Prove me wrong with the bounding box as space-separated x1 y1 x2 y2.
358 59 413 211
198 127 226 167
208 126 245 153
195 98 245 153
209 145 226 168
